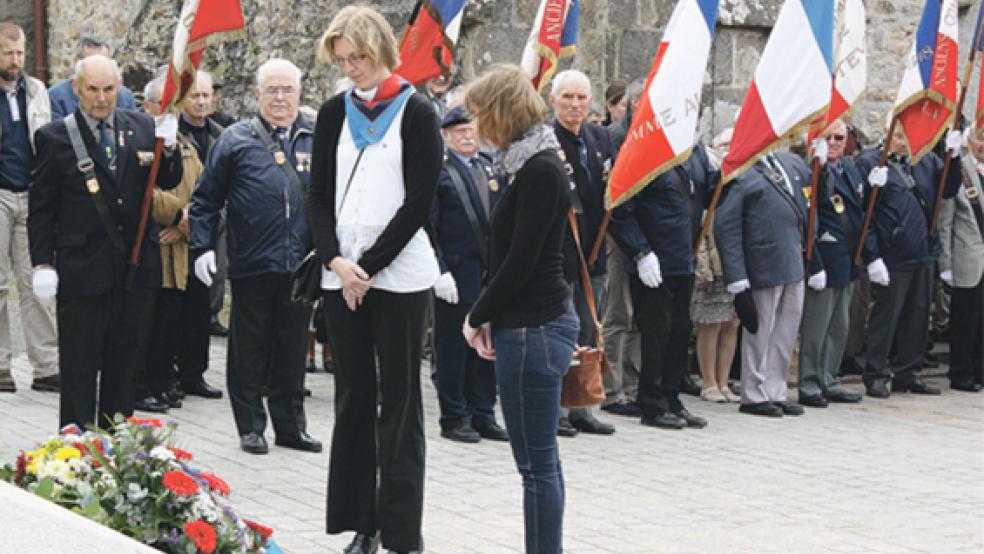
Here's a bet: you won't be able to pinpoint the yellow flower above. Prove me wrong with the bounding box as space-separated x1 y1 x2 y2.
25 448 47 475
54 446 81 462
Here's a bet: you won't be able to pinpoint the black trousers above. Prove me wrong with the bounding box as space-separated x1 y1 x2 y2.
141 287 183 396
433 298 496 431
177 254 212 387
324 289 428 552
864 262 932 386
949 275 984 385
227 273 309 437
630 274 694 416
57 287 156 428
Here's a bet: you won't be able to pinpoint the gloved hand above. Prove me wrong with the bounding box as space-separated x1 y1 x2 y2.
32 267 58 301
868 166 888 188
194 250 217 287
867 258 890 286
940 270 954 287
807 270 827 291
154 114 178 147
433 272 459 304
945 129 964 157
726 279 750 295
636 252 662 288
813 138 828 166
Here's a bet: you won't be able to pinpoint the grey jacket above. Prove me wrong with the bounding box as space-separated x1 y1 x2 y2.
0 75 50 151
938 155 984 288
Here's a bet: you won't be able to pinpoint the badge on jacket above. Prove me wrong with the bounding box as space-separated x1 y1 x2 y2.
295 152 311 173
137 151 155 166
830 194 845 214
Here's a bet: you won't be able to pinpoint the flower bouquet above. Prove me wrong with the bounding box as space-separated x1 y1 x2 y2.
0 415 280 554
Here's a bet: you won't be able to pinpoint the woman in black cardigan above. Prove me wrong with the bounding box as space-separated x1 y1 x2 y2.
462 64 578 554
308 6 442 554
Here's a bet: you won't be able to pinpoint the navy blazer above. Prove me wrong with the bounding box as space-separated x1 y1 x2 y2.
854 148 961 270
430 152 502 304
807 157 873 287
714 151 809 289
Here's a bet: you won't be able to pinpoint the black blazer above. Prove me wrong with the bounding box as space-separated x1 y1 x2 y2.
29 108 183 299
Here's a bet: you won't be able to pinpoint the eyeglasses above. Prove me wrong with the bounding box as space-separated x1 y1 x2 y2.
829 134 846 141
333 53 369 68
261 86 297 97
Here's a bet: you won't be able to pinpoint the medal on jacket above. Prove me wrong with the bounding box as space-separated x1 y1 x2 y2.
86 178 100 194
489 179 499 192
831 194 845 214
274 151 286 165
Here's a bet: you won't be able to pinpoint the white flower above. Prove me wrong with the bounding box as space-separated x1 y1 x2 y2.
39 459 74 483
127 482 149 502
149 446 175 462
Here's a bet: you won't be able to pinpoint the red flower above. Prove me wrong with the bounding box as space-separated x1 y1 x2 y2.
184 519 217 553
127 417 162 428
199 472 230 496
14 452 26 485
167 446 193 461
74 440 105 468
244 519 274 541
162 470 200 496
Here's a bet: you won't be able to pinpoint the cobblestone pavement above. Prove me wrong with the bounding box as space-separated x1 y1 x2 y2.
1 335 983 553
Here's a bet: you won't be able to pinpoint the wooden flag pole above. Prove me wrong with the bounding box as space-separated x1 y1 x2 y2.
125 136 166 290
805 154 822 263
693 174 725 257
853 116 898 266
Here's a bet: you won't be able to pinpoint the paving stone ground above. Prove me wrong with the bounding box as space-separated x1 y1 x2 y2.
1 330 983 553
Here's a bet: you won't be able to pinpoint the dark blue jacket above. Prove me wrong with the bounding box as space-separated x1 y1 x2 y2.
430 152 502 304
609 146 717 277
854 148 961 270
190 112 314 279
807 157 873 288
48 79 136 121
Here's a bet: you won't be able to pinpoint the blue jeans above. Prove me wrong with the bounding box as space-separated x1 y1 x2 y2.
494 303 578 554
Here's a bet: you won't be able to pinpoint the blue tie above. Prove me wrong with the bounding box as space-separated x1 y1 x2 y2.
575 136 590 178
98 120 116 172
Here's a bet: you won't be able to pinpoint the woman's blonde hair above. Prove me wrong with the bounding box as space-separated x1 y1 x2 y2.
464 64 549 149
318 5 400 70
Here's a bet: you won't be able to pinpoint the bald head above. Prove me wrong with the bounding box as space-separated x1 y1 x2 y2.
73 55 121 121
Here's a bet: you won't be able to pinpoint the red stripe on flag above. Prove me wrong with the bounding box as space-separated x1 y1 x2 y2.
721 82 778 181
395 6 452 85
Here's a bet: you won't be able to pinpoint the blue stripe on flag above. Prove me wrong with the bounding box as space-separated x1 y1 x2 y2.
974 0 984 51
696 0 721 35
915 0 941 87
799 0 835 71
561 0 579 48
431 0 466 25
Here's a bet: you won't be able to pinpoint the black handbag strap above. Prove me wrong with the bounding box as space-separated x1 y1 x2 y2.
445 162 489 266
64 113 125 254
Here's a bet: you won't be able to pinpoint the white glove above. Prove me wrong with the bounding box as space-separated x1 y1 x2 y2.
433 272 459 304
154 114 178 147
868 166 888 188
813 138 828 166
726 279 750 295
940 270 954 287
945 129 963 157
32 268 58 301
194 250 217 287
636 252 662 288
867 258 890 286
807 270 827 291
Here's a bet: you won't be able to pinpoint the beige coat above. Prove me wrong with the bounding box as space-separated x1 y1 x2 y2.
152 136 202 290
938 155 984 288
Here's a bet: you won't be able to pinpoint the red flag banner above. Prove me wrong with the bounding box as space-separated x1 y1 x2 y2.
394 1 466 86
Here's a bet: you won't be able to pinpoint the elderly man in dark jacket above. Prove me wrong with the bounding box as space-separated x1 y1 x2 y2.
191 59 321 455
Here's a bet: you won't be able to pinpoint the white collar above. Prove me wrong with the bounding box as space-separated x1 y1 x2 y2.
353 86 377 102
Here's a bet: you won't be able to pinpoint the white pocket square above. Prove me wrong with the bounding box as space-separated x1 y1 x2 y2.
819 231 838 243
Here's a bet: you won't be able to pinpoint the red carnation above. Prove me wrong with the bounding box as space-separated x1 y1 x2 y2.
244 519 274 541
127 417 162 428
167 446 193 461
199 472 230 496
14 452 26 485
162 470 200 496
184 519 217 553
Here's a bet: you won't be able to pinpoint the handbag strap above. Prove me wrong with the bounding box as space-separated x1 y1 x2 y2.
64 113 126 254
336 149 366 218
567 209 604 348
445 162 489 266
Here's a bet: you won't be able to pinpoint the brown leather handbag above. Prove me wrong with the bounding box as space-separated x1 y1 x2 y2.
561 210 610 408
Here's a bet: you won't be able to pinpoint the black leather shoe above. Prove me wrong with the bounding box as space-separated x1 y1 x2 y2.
169 383 186 400
343 532 380 554
30 374 60 392
950 378 983 392
305 358 318 373
557 417 579 437
440 425 481 443
824 390 862 403
304 387 312 397
159 391 183 409
640 413 686 429
798 394 828 408
209 320 229 337
839 357 863 376
135 395 169 413
473 422 509 441
865 381 891 399
738 402 783 417
323 359 335 374
240 433 268 454
569 415 616 435
893 378 941 395
672 409 707 428
679 375 702 397
601 402 641 417
274 431 323 452
183 380 223 399
775 401 804 416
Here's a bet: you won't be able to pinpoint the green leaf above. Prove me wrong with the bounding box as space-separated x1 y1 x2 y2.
83 502 102 518
35 476 54 499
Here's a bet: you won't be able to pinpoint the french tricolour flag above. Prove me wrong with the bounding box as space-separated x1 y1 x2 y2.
394 0 467 85
972 1 984 131
721 0 834 183
809 0 866 141
606 0 720 208
892 0 959 163
520 0 579 93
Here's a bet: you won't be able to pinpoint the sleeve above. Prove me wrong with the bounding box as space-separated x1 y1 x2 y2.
117 87 137 110
937 196 956 275
28 129 59 267
307 99 342 266
356 95 443 277
154 119 184 191
942 154 962 200
854 154 882 262
806 168 828 276
152 188 184 226
713 181 747 285
430 169 450 274
189 135 230 253
607 194 651 264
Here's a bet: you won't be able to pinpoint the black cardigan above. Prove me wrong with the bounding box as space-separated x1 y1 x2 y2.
307 91 442 278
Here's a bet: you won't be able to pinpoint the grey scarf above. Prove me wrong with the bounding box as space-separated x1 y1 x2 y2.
494 123 561 180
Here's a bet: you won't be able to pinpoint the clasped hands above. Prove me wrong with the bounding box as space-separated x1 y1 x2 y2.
462 318 495 361
330 257 372 311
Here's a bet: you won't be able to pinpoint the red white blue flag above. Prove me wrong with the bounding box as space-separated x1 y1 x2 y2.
721 0 835 183
606 0 720 208
809 0 866 141
892 0 959 163
520 0 579 93
395 0 467 85
972 1 984 130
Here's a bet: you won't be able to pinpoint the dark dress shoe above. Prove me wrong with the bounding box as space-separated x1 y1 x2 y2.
601 402 641 417
950 379 983 392
240 433 269 454
304 387 312 397
640 413 686 429
738 402 783 417
798 394 828 408
183 380 223 399
672 409 707 428
775 401 804 416
323 359 335 374
557 416 579 437
135 395 169 413
824 390 862 403
343 532 380 554
865 381 891 399
473 422 509 441
839 357 863 376
169 383 186 400
569 415 616 435
209 320 229 337
274 431 323 452
159 391 183 409
30 374 60 392
679 375 702 397
440 425 481 443
893 378 941 395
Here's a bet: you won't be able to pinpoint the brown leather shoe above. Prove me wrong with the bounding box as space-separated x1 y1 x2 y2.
0 371 15 393
31 374 60 393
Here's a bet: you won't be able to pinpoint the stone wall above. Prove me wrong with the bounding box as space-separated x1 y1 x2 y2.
17 0 984 142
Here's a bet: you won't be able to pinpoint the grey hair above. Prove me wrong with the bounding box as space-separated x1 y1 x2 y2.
550 69 591 97
74 55 122 82
626 78 645 102
75 37 110 60
143 76 164 103
256 59 302 89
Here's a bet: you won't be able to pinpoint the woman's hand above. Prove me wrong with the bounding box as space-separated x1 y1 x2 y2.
463 318 495 360
330 257 372 311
